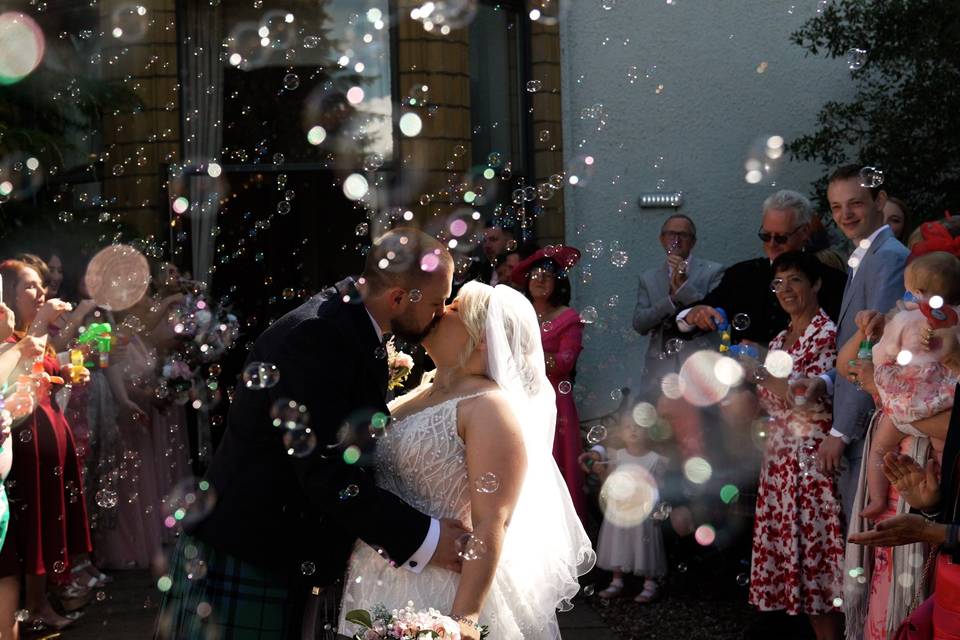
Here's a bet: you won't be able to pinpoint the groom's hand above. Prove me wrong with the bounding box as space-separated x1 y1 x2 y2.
431 518 472 573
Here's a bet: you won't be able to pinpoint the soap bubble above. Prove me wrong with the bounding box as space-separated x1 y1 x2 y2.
582 585 595 596
541 320 553 332
610 250 629 268
859 166 884 188
408 289 423 303
96 489 119 509
579 306 598 324
599 464 659 527
355 222 369 236
457 533 487 560
632 402 658 427
736 573 750 587
338 484 360 500
679 350 731 406
270 399 309 430
695 524 716 546
662 338 684 358
14 609 28 623
0 12 45 85
242 362 280 390
586 425 607 444
846 47 868 70
733 313 751 331
83 244 152 312
764 350 794 378
683 456 712 484
259 9 297 51
566 155 596 188
283 422 317 458
798 444 817 476
475 472 500 494
363 153 384 171
526 79 542 92
301 561 316 575
282 73 300 90
225 21 268 69
111 4 149 42
651 502 672 521
585 240 604 259
558 380 572 394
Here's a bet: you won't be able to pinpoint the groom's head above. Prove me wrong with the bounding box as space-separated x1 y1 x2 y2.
360 227 453 344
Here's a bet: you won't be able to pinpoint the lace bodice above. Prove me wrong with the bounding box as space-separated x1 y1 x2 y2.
338 389 561 639
374 392 490 524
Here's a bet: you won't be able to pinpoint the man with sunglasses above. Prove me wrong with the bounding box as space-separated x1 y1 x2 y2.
673 190 847 346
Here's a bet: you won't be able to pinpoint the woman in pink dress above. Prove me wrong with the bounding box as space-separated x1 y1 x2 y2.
748 252 845 640
513 246 587 520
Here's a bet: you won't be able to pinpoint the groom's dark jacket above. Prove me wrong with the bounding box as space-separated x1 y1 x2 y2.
193 278 431 586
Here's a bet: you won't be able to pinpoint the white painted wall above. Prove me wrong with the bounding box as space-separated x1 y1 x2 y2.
558 0 857 418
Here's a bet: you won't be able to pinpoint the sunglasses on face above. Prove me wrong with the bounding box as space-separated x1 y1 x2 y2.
757 226 804 245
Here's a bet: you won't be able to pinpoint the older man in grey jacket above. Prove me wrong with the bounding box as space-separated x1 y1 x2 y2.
634 214 724 396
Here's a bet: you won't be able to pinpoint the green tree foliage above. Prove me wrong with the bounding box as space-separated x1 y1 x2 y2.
790 0 960 220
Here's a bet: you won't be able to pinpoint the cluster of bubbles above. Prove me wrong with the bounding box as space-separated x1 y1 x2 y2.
162 478 217 532
410 1 478 34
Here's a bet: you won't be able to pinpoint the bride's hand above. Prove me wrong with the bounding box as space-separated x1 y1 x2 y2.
430 518 471 573
456 618 481 640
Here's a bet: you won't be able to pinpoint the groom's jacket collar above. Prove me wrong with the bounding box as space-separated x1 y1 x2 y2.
319 276 383 351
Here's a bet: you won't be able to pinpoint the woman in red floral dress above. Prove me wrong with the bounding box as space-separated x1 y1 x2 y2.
748 252 845 640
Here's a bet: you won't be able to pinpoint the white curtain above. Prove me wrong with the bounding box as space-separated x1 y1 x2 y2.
180 1 224 288
179 1 224 466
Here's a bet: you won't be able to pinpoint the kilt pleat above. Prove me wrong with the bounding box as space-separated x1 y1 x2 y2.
155 535 305 639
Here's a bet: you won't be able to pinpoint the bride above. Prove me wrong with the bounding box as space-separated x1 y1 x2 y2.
337 282 595 639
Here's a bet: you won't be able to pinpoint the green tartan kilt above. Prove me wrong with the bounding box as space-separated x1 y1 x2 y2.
155 534 310 640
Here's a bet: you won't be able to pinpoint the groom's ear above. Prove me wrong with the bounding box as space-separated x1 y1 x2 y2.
386 287 408 310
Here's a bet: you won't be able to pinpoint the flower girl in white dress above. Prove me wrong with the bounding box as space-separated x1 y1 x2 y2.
337 283 595 639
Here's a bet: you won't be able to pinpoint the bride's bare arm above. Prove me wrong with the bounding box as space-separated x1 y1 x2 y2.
451 392 527 637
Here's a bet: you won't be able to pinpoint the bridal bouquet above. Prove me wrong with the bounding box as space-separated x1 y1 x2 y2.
344 603 487 639
386 338 414 391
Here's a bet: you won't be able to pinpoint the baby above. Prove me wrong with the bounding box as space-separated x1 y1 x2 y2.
861 251 960 519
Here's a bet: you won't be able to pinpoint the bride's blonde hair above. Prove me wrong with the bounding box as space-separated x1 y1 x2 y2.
454 281 494 368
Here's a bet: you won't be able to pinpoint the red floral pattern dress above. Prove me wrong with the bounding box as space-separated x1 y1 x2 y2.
749 309 845 615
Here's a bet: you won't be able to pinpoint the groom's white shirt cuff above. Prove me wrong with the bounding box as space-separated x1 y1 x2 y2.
404 518 439 574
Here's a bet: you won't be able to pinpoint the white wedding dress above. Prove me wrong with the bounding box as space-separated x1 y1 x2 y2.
337 390 550 639
336 283 595 639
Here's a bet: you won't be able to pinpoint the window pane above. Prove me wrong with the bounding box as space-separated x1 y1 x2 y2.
469 4 526 175
220 0 393 165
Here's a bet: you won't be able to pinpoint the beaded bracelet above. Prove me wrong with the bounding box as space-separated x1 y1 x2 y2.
451 614 481 632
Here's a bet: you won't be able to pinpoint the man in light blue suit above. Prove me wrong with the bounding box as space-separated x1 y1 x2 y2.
806 165 909 522
633 214 724 396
